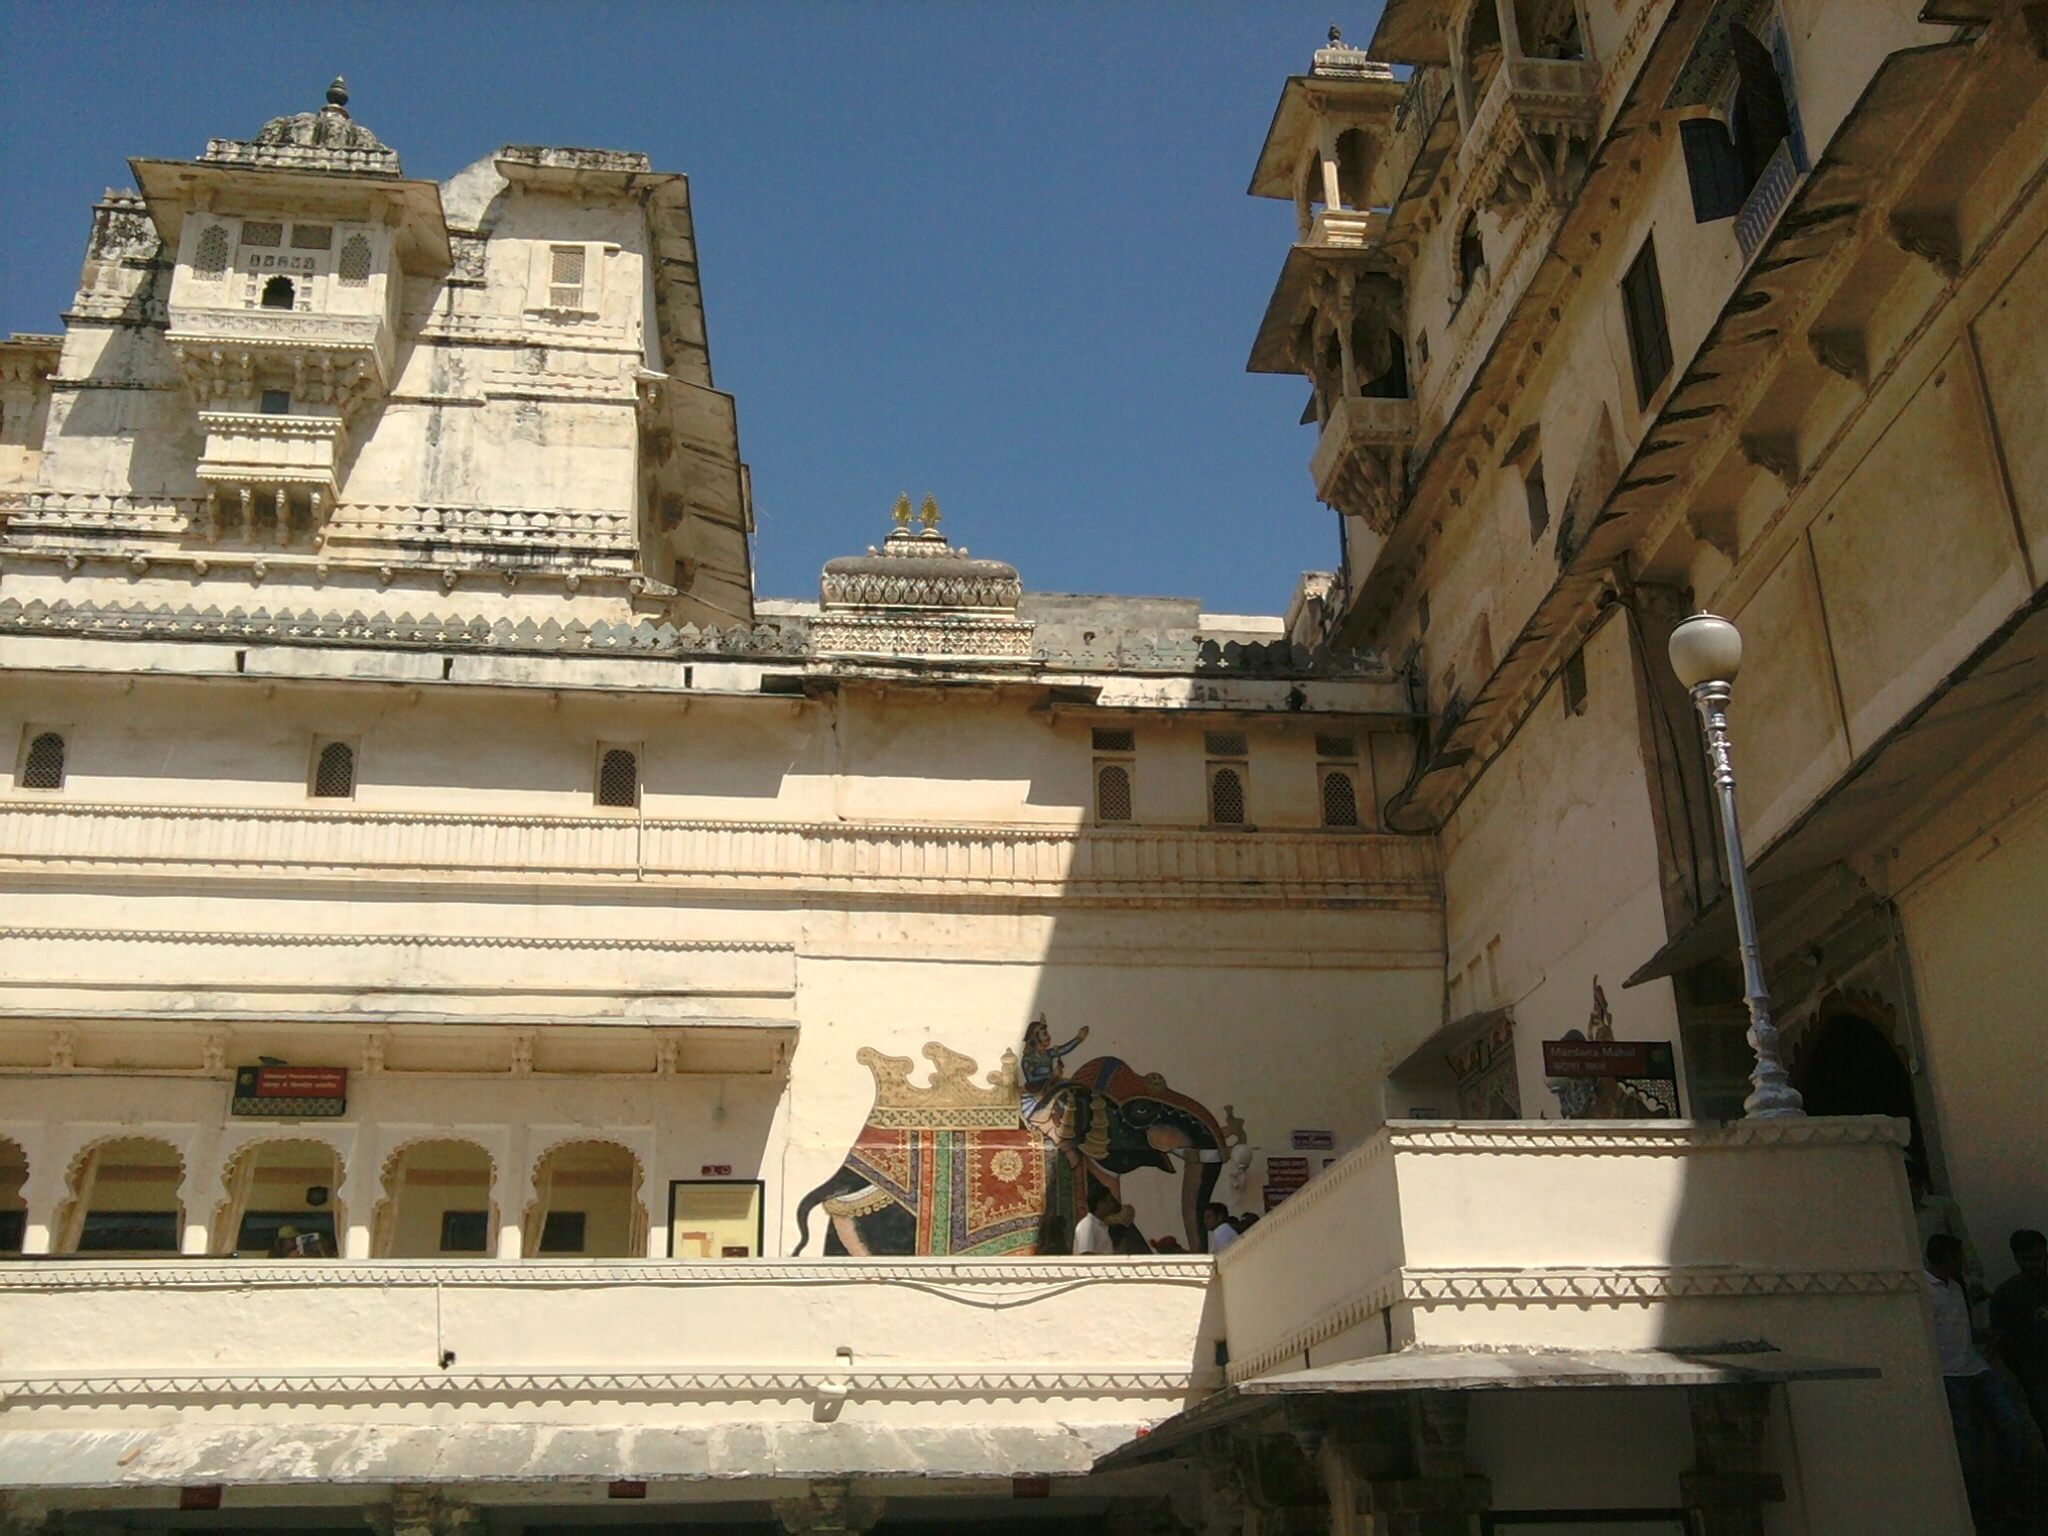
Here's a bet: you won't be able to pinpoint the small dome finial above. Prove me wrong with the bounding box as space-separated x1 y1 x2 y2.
326 76 350 110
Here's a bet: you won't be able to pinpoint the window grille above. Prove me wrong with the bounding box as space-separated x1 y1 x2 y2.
549 245 586 309
1095 762 1132 823
1209 766 1246 827
1620 238 1673 408
240 222 283 248
19 731 65 790
1091 727 1135 753
312 740 355 799
260 390 291 415
290 224 333 250
597 748 639 808
193 224 230 278
1314 733 1358 760
337 233 372 286
1321 768 1361 828
1204 731 1248 759
261 275 296 310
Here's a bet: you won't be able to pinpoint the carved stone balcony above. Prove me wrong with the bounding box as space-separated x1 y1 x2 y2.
1309 393 1418 533
166 305 393 416
1456 56 1602 209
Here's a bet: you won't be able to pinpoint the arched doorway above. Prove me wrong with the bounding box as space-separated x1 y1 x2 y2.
373 1140 495 1257
1796 1009 1925 1180
215 1139 343 1255
526 1141 645 1257
58 1137 184 1254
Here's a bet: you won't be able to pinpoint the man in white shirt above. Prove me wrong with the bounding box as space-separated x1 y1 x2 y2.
1072 1189 1120 1256
1203 1201 1239 1256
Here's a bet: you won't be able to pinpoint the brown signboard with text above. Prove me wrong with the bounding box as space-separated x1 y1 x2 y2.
231 1065 348 1118
1541 1039 1676 1079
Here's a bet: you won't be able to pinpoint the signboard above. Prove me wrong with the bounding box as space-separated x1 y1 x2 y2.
1290 1128 1335 1151
1263 1154 1313 1212
1541 1040 1676 1079
231 1066 348 1118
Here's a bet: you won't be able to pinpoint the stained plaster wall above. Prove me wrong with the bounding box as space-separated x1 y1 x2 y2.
1436 615 1686 1115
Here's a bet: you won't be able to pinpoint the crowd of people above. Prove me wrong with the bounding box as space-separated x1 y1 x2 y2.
1031 1194 1263 1257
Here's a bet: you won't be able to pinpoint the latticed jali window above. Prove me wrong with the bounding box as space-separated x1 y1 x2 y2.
338 233 372 286
1209 767 1246 827
597 748 639 808
1204 731 1248 759
1321 768 1360 828
193 224 230 278
19 732 65 790
291 224 333 250
312 741 355 799
239 221 283 248
1314 733 1357 760
1095 762 1132 823
549 245 586 310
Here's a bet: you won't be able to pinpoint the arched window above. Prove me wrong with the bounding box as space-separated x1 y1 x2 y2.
1095 762 1132 823
311 740 355 799
261 275 296 310
1457 219 1486 294
338 233 372 287
193 224 230 279
1209 767 1246 827
596 748 639 808
1321 769 1361 828
19 731 65 790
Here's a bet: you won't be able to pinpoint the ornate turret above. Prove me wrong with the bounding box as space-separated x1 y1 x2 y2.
202 77 402 177
813 497 1033 659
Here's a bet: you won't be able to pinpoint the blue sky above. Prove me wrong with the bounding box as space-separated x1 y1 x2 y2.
1 2 1386 612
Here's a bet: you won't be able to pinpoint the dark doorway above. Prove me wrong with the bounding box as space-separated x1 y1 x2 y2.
261 275 296 309
1796 1011 1925 1180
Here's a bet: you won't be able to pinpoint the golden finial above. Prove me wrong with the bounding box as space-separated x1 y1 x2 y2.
919 494 941 531
891 493 913 528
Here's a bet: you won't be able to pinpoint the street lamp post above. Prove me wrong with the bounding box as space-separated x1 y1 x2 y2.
1668 612 1805 1120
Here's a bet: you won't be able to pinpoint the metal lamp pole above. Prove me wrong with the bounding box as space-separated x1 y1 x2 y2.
1668 613 1804 1120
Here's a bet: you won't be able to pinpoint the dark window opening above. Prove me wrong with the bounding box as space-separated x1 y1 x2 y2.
312 740 355 799
597 748 639 808
1315 734 1359 760
1561 648 1589 717
77 1211 179 1253
1620 237 1673 408
1525 460 1551 543
539 1210 587 1253
20 731 65 790
1730 25 1796 187
1321 769 1361 828
260 275 296 310
1361 326 1410 400
260 390 291 415
1796 1012 1926 1183
0 1210 23 1252
1091 727 1135 753
1095 762 1132 823
235 1210 337 1255
1209 767 1246 827
1204 731 1249 758
1681 118 1750 223
440 1210 489 1253
1334 127 1372 210
1457 220 1486 294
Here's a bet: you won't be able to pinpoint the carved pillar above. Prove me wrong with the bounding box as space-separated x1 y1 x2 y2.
1317 121 1344 211
238 485 255 543
1681 1384 1784 1536
1336 275 1360 400
773 1479 884 1536
203 489 221 544
15 1124 59 1256
497 1123 531 1261
1446 25 1475 135
1494 0 1523 62
178 1122 224 1256
274 484 292 547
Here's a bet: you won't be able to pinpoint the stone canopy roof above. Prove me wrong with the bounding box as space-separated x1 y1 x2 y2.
200 78 401 177
821 497 1023 614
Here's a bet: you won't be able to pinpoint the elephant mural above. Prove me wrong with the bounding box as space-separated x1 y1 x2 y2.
793 1027 1234 1256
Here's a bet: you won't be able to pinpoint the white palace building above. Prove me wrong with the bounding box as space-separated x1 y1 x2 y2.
2 2 2045 1531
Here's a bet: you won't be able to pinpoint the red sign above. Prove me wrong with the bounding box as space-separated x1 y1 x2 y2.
1541 1040 1675 1079
250 1067 348 1098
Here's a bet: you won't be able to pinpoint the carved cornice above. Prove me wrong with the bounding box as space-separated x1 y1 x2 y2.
0 1365 1196 1406
1225 1261 1923 1383
0 927 789 954
0 802 1440 907
1383 1117 1911 1153
0 1256 1215 1289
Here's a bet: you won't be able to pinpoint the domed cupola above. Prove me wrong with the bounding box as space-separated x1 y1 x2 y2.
814 497 1034 660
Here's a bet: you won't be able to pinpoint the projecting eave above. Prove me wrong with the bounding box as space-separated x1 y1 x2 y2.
127 159 453 274
1367 0 1451 65
1247 243 1400 375
1248 74 1406 199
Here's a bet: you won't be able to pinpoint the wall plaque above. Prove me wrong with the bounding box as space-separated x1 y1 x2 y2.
1541 1040 1675 1078
232 1065 348 1117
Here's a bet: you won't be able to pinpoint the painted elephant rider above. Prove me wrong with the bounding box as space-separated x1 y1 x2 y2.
1018 1016 1112 1176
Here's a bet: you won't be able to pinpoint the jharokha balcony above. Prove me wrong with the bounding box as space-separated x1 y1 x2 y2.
1457 55 1602 209
1310 393 1419 533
